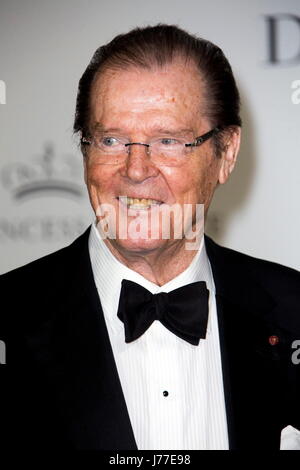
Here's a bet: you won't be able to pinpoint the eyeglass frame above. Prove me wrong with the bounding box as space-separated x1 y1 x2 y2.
81 126 222 155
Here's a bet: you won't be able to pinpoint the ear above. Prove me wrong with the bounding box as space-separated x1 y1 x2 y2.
218 127 241 185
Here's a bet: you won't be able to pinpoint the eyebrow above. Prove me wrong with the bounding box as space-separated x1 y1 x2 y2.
148 128 195 137
92 123 195 137
93 123 121 133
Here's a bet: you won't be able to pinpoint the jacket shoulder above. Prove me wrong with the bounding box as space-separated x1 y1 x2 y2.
1 241 73 294
0 228 90 282
0 228 91 333
205 235 300 296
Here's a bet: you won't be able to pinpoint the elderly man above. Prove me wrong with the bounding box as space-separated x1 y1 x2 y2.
1 24 300 451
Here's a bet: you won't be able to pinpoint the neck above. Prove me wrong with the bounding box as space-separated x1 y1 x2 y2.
103 237 202 286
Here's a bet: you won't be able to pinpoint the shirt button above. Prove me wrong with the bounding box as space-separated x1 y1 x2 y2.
163 391 169 397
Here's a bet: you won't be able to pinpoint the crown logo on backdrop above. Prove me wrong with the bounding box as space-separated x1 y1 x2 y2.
1 143 85 201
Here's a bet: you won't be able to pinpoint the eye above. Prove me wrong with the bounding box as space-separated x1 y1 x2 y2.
102 136 120 147
160 138 180 146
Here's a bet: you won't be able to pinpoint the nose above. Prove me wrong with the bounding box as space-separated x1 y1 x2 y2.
120 142 160 182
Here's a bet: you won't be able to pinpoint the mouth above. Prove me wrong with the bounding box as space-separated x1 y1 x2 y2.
117 196 163 210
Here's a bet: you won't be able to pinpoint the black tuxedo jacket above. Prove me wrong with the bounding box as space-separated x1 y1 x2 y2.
0 226 300 450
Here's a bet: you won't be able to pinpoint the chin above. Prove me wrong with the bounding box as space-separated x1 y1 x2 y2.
112 236 168 254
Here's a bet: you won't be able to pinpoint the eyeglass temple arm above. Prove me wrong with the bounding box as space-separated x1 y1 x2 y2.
185 127 222 148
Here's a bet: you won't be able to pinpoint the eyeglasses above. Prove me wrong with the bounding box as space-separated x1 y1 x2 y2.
81 127 222 167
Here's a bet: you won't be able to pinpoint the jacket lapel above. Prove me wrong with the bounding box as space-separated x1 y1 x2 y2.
205 235 291 450
64 229 138 449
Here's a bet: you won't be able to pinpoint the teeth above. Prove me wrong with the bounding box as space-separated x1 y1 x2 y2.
119 196 161 208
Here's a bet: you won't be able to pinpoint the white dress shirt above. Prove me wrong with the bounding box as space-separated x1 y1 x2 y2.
88 222 229 450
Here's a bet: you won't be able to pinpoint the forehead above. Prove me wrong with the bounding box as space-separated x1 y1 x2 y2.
89 61 206 131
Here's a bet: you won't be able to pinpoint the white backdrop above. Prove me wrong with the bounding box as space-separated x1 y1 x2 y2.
0 0 299 274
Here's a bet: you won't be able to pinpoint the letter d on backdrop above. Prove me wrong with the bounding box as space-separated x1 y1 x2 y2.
265 14 300 65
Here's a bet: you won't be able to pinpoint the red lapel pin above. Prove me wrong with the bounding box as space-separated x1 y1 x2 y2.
269 335 279 346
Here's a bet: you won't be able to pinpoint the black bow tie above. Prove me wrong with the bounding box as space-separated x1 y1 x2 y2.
117 279 209 345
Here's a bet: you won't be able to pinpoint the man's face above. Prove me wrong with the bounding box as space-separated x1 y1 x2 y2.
84 61 237 255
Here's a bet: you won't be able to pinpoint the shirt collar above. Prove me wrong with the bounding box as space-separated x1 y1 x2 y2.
88 221 215 335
